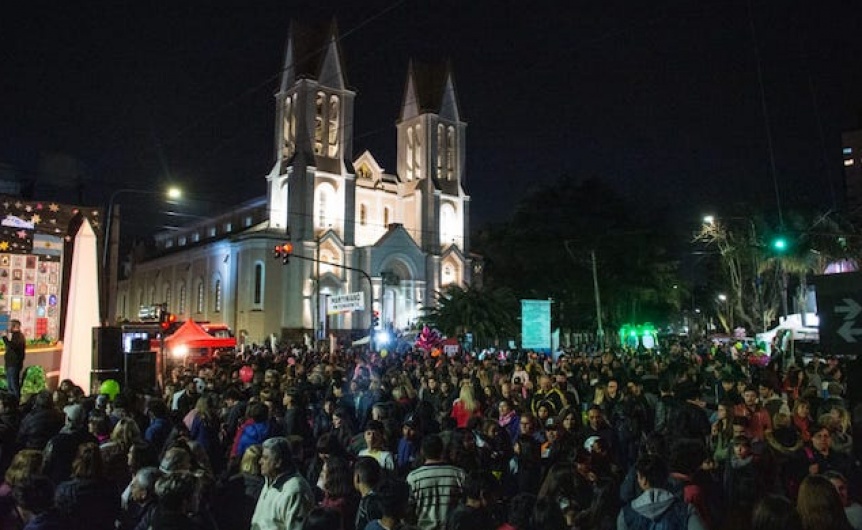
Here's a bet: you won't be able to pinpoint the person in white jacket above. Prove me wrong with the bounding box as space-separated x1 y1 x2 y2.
252 437 315 530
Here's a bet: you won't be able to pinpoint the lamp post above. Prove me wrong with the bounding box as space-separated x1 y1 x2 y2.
102 187 181 324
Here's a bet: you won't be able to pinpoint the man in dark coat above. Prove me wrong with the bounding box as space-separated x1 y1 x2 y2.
3 318 25 399
42 404 99 484
16 391 64 450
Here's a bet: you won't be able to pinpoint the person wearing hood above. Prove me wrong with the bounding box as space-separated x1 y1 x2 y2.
617 454 706 530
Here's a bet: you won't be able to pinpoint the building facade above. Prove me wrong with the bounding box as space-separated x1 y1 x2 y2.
117 21 472 345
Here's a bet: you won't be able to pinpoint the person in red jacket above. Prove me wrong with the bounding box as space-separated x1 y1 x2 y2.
451 384 482 428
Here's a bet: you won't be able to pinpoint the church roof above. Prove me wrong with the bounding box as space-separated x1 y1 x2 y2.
284 19 349 86
408 60 450 113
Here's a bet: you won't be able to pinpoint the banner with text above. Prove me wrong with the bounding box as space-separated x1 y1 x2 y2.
327 292 366 314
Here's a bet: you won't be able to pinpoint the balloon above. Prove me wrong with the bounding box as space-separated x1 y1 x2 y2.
380 349 389 358
239 365 254 384
99 379 120 400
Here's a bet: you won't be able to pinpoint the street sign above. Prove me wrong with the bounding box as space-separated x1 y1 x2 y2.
812 272 862 356
327 292 365 314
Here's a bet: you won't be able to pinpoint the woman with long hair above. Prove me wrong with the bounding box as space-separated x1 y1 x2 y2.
538 462 579 513
100 417 143 490
751 494 802 530
793 399 814 442
0 450 43 530
823 407 853 455
783 367 805 409
797 474 852 530
55 442 121 530
711 399 736 465
505 435 542 498
319 456 359 530
450 382 482 428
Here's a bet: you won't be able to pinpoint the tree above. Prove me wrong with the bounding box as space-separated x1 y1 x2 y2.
474 176 685 334
420 284 518 348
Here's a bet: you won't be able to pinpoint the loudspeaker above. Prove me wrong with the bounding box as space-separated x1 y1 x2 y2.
92 327 123 371
125 351 157 393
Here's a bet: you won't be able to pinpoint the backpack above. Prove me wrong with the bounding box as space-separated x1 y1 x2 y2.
622 498 689 530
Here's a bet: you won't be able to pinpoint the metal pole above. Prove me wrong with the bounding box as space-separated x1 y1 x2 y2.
282 251 375 350
315 237 320 349
591 250 605 350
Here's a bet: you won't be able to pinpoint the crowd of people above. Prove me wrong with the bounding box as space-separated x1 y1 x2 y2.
0 338 860 530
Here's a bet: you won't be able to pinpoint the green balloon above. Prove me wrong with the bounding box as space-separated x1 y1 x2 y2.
100 379 120 400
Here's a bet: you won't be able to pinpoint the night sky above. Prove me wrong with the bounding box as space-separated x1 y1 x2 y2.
3 0 862 238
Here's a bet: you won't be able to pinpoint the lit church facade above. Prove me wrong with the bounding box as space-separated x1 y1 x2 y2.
117 22 472 345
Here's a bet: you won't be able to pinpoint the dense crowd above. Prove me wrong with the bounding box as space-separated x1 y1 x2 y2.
0 339 860 530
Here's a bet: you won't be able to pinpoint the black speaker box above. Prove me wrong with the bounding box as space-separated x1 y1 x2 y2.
125 351 157 393
92 326 123 371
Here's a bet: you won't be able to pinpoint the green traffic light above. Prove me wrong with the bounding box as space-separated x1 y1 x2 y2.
772 237 788 252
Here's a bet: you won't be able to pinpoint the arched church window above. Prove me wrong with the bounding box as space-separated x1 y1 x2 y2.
282 95 294 159
413 123 422 179
446 126 455 179
442 264 454 286
149 285 156 305
318 190 328 229
314 92 325 155
253 263 264 306
213 278 222 312
315 183 336 231
360 204 367 226
178 284 186 315
440 202 457 246
163 283 171 310
406 126 414 180
327 95 339 158
196 279 205 314
319 249 336 275
437 124 445 176
137 289 144 312
383 207 390 227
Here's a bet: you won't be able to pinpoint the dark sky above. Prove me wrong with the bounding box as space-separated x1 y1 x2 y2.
3 0 862 236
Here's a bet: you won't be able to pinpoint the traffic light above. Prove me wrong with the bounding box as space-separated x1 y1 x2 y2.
771 235 789 254
159 310 176 331
372 310 380 329
273 242 294 264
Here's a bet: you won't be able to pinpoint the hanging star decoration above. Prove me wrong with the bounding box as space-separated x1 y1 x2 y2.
30 214 40 225
0 242 8 251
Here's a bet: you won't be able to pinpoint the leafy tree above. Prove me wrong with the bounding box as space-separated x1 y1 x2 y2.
473 176 684 334
420 284 518 348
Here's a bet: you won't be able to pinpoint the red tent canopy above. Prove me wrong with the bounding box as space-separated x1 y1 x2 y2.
164 320 222 348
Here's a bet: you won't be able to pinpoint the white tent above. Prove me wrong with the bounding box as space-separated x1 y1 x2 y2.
60 219 101 392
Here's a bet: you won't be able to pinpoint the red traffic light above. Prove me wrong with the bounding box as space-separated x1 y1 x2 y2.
274 242 294 261
159 312 176 331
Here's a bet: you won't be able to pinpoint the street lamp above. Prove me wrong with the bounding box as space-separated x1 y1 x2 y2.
102 187 181 323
